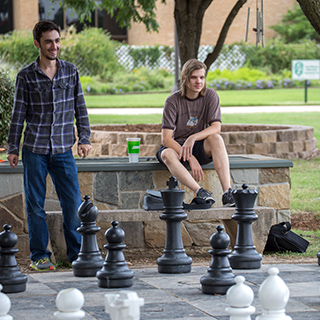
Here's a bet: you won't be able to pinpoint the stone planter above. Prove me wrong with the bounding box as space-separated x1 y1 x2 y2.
84 124 319 160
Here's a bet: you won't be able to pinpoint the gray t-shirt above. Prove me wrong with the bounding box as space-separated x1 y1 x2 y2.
161 88 221 144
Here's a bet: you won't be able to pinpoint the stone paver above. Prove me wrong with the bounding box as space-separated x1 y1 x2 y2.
5 263 320 319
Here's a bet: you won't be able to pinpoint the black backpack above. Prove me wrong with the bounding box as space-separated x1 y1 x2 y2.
264 222 309 253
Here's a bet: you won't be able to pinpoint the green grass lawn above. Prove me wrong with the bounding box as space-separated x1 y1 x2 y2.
84 87 320 108
290 157 320 215
85 93 168 108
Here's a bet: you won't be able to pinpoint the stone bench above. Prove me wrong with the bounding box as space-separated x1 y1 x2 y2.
47 206 276 262
0 154 292 260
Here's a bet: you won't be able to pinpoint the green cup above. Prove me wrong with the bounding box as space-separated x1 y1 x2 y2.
126 138 141 162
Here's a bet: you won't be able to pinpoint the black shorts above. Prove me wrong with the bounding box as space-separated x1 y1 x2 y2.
156 140 212 167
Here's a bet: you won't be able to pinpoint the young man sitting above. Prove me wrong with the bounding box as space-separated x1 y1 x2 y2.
156 59 234 207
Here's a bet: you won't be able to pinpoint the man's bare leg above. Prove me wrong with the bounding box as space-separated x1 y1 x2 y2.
204 134 231 192
160 148 200 193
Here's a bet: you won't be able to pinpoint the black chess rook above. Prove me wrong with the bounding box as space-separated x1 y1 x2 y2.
228 184 262 269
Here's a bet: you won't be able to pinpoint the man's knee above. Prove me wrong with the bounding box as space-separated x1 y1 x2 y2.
161 148 179 165
205 133 225 148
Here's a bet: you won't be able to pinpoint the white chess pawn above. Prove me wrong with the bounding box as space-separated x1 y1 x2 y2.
0 284 12 320
256 267 292 320
54 288 85 320
105 290 144 320
225 275 255 320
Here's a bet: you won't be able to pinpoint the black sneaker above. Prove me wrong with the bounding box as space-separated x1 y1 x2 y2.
196 188 215 204
222 188 235 207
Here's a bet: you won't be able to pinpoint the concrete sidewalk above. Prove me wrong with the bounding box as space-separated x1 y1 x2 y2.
6 263 320 319
87 105 320 115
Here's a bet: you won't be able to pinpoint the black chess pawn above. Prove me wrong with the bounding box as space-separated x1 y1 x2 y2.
96 220 134 288
200 225 235 295
157 176 192 274
0 224 27 293
317 251 320 266
72 195 104 277
228 184 262 269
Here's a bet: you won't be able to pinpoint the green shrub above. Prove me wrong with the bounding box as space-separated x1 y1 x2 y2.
0 30 38 69
242 39 320 73
60 27 122 79
206 66 319 90
269 4 320 43
207 67 268 82
0 27 122 79
81 67 173 94
0 69 15 146
128 46 162 68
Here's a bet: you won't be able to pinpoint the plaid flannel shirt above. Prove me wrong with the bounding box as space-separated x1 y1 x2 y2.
7 58 91 155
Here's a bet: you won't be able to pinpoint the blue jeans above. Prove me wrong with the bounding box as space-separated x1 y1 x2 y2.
22 147 82 262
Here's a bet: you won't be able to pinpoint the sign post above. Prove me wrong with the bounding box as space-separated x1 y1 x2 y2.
292 60 320 103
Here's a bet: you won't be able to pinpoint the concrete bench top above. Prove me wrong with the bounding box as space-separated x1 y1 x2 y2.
0 154 293 173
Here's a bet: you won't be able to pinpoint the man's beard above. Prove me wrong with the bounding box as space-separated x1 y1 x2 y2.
40 47 58 60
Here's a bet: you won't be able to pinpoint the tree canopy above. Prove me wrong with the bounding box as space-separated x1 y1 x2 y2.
53 0 247 70
270 4 320 43
56 0 166 32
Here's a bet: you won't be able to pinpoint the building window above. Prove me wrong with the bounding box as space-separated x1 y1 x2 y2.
100 9 127 42
38 0 126 41
39 0 95 31
0 0 13 34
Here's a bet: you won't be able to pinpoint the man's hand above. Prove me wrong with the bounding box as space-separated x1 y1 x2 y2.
180 136 196 161
78 144 92 158
7 154 19 169
188 156 204 182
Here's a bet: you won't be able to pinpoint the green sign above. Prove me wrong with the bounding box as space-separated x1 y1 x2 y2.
292 60 320 80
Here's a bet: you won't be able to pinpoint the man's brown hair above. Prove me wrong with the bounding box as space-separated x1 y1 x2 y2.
33 20 60 44
180 59 207 97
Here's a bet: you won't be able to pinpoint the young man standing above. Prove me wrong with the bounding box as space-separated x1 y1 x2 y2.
7 20 92 271
156 59 234 206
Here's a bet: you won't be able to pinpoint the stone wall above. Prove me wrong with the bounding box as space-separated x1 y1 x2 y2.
87 124 319 160
47 207 276 262
0 155 292 261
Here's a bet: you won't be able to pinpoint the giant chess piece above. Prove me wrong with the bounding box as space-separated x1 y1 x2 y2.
105 291 145 320
225 275 255 320
200 225 236 295
54 288 85 320
0 224 27 293
0 284 13 320
228 184 262 269
72 195 104 277
317 251 320 266
157 176 192 274
256 267 292 320
96 221 134 288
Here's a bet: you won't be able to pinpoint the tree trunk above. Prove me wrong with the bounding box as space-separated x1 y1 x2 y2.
204 0 247 70
174 0 247 70
174 0 213 68
296 0 320 35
